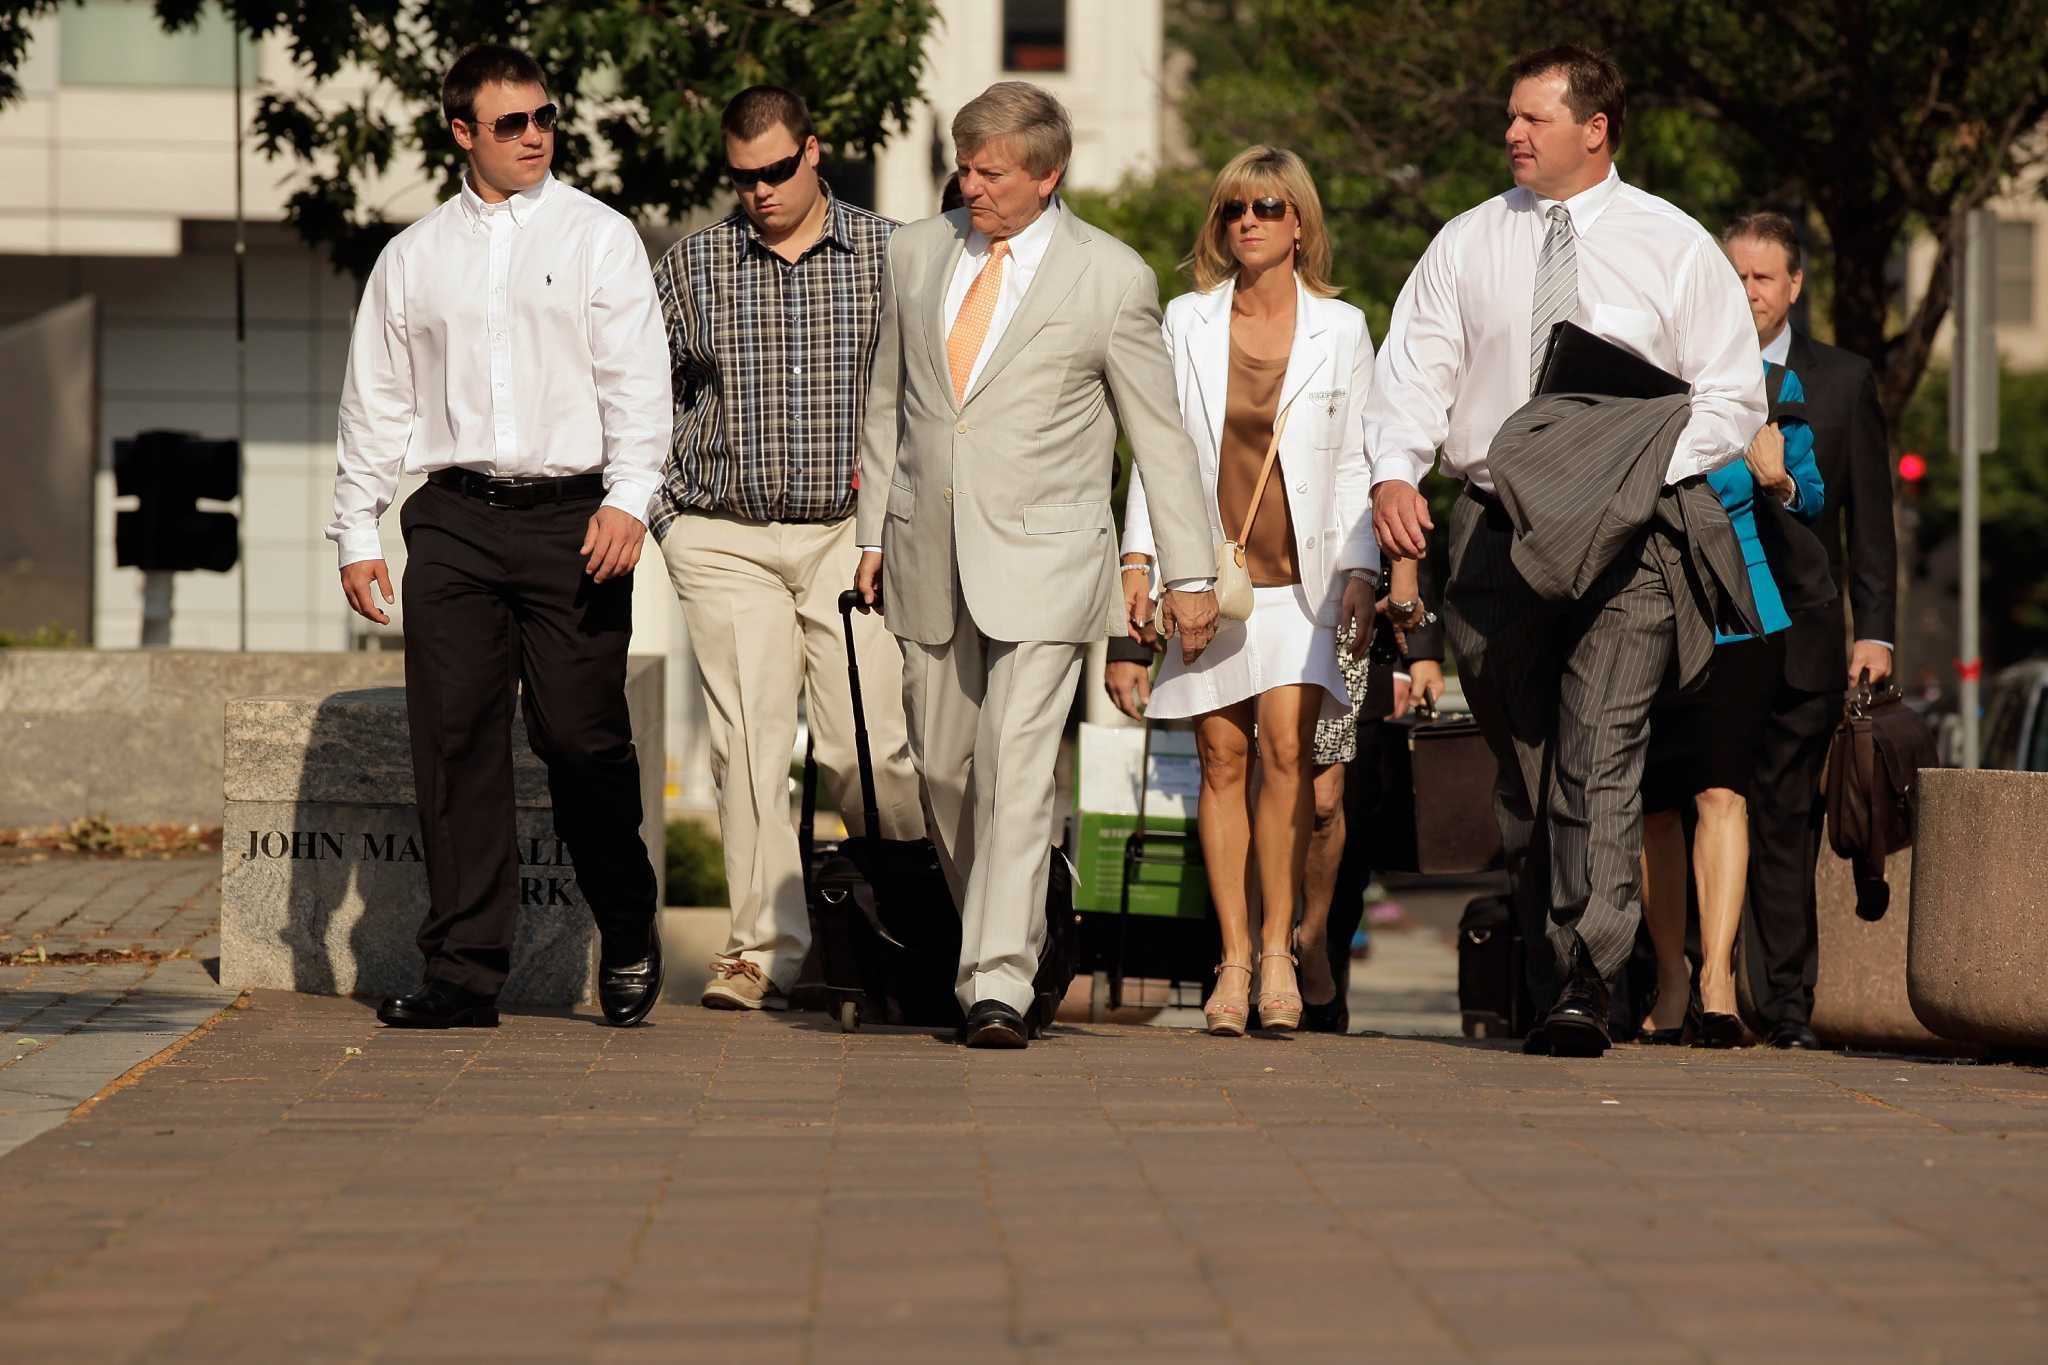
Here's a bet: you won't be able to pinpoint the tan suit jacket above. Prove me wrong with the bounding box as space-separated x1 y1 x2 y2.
855 207 1212 646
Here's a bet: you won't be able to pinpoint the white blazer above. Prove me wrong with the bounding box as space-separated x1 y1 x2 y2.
1123 277 1378 626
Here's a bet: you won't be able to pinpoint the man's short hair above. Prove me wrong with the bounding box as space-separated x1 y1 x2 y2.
952 81 1072 178
721 86 815 147
1508 44 1627 154
442 43 547 127
1723 211 1804 274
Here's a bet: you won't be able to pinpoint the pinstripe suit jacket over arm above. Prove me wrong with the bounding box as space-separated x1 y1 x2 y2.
1485 392 1762 689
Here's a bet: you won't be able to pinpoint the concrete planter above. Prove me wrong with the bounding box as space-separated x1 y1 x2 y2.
218 660 664 1006
1807 845 1956 1051
1908 768 2048 1049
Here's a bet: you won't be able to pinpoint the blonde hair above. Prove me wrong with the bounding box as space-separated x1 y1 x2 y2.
1185 146 1338 297
952 81 1072 179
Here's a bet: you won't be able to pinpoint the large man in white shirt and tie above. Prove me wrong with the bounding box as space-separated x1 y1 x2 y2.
1364 46 1766 1057
329 44 671 1030
852 82 1217 1049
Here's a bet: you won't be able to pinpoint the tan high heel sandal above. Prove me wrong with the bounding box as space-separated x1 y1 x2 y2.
1258 952 1303 1031
1205 962 1253 1037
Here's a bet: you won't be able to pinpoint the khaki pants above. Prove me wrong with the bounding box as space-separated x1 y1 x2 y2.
660 511 924 987
901 586 1084 1014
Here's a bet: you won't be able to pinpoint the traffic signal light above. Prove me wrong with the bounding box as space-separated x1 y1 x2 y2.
1898 452 1927 484
113 430 240 572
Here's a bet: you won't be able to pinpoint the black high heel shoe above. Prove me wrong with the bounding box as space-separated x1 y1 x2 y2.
1639 979 1700 1046
1696 1011 1746 1048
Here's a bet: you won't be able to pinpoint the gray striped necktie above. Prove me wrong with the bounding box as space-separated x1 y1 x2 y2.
1530 204 1579 389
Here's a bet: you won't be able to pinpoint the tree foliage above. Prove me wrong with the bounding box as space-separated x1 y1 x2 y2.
1583 0 2048 429
1074 0 2048 435
1898 371 2048 665
0 1 938 279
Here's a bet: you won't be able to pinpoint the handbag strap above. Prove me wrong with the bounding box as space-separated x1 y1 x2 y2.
1232 403 1292 548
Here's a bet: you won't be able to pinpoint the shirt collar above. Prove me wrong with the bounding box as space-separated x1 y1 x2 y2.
460 171 553 230
1760 324 1793 366
1535 164 1621 235
971 195 1062 270
739 184 856 257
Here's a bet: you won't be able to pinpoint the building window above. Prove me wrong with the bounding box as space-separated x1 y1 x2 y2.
60 0 259 88
1996 219 2036 327
1003 0 1067 73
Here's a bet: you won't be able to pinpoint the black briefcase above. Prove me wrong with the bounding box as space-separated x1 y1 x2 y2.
1376 704 1503 875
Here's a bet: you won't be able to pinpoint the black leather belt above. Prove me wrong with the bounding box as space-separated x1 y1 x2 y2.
428 468 605 509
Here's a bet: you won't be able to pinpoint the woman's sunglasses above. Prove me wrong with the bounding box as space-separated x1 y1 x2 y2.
466 102 559 141
727 149 806 191
1219 196 1291 224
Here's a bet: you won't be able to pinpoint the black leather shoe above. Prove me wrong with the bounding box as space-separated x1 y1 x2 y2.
1542 936 1611 1058
1769 1020 1821 1050
599 927 663 1028
378 979 499 1029
962 999 1029 1050
1521 1025 1552 1056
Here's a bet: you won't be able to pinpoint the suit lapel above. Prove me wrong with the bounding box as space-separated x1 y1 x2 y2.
1274 281 1331 421
962 207 1089 407
1187 285 1232 450
926 212 971 411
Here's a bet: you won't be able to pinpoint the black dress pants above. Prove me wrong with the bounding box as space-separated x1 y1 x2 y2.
1741 681 1841 1029
399 482 657 997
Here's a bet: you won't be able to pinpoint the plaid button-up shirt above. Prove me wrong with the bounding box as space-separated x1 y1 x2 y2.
649 191 897 533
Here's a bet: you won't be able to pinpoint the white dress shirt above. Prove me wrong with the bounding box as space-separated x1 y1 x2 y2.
1363 166 1766 494
327 173 671 569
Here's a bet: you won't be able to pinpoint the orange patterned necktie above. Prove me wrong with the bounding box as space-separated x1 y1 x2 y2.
946 239 1011 403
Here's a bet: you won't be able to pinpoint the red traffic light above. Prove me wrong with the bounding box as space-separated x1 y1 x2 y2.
1898 452 1927 483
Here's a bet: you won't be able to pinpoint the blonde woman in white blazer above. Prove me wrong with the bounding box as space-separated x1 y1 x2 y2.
1117 146 1377 1036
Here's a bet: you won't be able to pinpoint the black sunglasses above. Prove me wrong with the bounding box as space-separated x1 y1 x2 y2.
1219 196 1290 224
727 149 806 191
465 102 558 141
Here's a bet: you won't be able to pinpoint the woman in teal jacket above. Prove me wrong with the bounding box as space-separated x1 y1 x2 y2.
1639 364 1824 1047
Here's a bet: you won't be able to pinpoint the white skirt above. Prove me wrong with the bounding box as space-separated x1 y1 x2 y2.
1145 582 1348 721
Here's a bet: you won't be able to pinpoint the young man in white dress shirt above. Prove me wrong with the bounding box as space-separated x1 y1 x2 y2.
329 44 671 1030
1364 45 1766 1056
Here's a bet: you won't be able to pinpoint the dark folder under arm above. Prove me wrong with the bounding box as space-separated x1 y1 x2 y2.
1535 320 1688 400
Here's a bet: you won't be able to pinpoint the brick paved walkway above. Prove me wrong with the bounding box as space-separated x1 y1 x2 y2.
2 989 2045 1363
0 853 234 1156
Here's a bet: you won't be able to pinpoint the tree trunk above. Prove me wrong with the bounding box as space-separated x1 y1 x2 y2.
1823 201 1954 434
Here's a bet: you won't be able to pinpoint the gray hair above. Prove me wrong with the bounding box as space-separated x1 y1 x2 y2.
952 81 1072 178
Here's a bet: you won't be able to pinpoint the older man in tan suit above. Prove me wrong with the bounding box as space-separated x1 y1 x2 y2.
854 82 1216 1048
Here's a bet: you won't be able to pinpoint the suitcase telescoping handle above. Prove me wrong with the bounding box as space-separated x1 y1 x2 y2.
836 589 885 851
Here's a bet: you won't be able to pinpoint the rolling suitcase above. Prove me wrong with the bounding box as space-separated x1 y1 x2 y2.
1457 893 1535 1038
801 590 1076 1035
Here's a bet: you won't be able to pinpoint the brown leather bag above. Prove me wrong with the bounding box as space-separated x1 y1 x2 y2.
1824 672 1938 921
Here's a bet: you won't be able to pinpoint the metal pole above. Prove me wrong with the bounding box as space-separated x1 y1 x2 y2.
233 22 249 652
1958 211 1986 769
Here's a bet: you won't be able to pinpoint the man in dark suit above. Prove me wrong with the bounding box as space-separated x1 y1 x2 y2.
1722 211 1899 1050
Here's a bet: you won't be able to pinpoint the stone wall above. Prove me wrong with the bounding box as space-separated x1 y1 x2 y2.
216 658 663 1007
0 650 406 826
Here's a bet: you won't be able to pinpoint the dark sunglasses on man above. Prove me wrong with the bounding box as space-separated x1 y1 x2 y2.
465 101 559 141
727 148 807 191
1219 196 1291 224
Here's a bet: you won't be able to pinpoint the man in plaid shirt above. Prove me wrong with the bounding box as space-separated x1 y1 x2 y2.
652 86 925 1011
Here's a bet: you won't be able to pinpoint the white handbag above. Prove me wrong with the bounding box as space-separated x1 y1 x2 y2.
1213 405 1290 621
